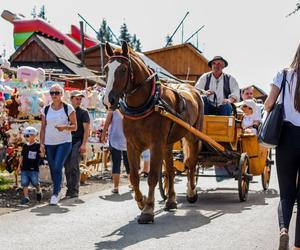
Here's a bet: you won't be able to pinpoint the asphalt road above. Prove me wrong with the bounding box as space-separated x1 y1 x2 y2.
0 164 297 250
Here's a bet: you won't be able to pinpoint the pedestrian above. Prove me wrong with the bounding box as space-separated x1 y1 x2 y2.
17 126 42 205
40 84 77 205
140 150 150 178
264 43 300 250
64 90 90 198
100 110 131 193
195 56 240 115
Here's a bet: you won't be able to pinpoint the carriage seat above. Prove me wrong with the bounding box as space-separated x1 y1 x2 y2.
203 115 236 143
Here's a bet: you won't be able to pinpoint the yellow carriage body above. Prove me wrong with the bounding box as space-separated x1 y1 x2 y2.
240 134 268 176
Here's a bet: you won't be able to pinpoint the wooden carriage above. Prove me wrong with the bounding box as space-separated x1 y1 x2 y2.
159 113 273 202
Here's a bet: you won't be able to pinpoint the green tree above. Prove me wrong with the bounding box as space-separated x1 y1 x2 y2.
31 6 37 18
130 34 142 52
119 22 131 44
97 19 112 43
38 5 47 20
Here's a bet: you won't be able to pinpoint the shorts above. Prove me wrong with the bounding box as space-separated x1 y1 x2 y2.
142 150 150 161
21 171 39 187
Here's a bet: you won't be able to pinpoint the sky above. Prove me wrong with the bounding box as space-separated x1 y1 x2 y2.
1 0 300 92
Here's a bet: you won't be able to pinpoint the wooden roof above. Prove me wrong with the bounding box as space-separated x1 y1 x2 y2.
9 33 105 86
144 43 210 82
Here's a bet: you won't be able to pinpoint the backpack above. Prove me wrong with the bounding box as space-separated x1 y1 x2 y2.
44 103 69 121
205 73 231 99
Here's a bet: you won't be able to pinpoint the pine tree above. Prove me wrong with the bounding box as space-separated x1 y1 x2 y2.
31 6 37 18
119 23 131 44
130 34 142 52
38 5 47 20
97 19 112 43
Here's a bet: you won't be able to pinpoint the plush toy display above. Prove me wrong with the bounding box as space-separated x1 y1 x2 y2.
17 66 45 84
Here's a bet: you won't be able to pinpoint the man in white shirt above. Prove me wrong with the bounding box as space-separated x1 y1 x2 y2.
195 56 240 115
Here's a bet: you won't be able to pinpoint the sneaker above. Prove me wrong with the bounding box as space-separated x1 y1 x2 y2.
49 195 59 205
279 230 289 250
111 188 119 194
36 192 42 202
70 193 79 198
20 197 30 205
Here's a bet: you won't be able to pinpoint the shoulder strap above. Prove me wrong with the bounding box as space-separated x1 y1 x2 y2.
280 69 287 103
44 105 50 117
223 74 231 98
63 103 70 121
205 73 212 90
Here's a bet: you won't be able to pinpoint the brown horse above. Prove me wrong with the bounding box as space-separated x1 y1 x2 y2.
104 41 204 224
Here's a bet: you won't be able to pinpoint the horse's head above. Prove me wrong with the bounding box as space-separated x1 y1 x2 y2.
103 41 133 110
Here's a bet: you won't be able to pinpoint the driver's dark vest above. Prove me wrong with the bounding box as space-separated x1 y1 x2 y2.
205 73 231 99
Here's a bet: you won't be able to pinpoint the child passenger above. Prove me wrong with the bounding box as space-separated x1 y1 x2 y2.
241 99 260 135
17 126 43 205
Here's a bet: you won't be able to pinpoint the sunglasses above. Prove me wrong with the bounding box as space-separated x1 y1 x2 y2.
50 91 61 96
242 105 252 110
24 134 31 138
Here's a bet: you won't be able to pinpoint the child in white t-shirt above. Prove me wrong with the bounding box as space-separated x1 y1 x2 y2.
241 99 260 135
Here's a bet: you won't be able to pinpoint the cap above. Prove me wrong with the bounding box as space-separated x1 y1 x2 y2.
241 99 257 113
70 90 84 98
23 126 38 136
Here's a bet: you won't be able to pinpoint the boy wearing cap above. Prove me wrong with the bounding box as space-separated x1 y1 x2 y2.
17 126 43 205
195 56 240 116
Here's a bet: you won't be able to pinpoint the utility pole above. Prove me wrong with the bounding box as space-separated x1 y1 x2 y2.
165 11 189 47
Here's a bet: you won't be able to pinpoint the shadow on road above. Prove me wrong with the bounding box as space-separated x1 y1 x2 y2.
175 188 279 215
94 208 210 250
99 191 133 202
30 204 70 216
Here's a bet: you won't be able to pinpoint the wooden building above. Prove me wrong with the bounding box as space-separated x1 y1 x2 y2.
144 43 210 83
9 33 105 88
76 43 176 80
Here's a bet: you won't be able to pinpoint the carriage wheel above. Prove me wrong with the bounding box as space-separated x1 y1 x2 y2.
158 161 168 200
261 149 272 191
238 153 250 202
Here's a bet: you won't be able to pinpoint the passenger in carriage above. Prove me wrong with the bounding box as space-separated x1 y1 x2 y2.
195 56 240 116
241 85 262 122
240 99 259 135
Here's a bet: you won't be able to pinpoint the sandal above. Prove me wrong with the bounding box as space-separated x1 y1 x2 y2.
111 188 119 194
279 229 289 250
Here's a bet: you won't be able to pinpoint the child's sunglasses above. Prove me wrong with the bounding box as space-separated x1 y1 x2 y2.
24 134 31 138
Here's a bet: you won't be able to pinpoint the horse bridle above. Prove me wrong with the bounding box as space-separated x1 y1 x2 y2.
107 55 157 97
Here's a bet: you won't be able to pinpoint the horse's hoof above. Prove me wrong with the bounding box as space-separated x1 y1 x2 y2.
186 193 198 203
138 213 154 224
164 201 177 211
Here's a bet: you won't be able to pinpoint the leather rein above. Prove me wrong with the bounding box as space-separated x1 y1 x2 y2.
107 55 160 120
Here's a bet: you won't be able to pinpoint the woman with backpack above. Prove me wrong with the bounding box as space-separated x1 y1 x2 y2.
265 43 300 250
40 84 77 205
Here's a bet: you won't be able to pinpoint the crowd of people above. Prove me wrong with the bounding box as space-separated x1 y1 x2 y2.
14 42 300 250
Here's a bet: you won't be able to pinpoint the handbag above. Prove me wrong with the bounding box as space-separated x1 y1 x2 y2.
258 70 287 148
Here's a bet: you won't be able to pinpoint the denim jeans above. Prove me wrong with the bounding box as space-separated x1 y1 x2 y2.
202 96 232 116
46 142 72 195
21 171 39 187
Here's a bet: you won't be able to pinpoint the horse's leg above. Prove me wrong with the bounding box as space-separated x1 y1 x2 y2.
183 135 200 203
127 145 145 210
138 145 164 224
163 144 177 211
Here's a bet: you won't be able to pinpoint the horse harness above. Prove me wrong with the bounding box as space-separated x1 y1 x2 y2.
107 55 187 121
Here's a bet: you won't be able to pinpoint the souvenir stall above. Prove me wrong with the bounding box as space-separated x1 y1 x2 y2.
0 60 108 185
